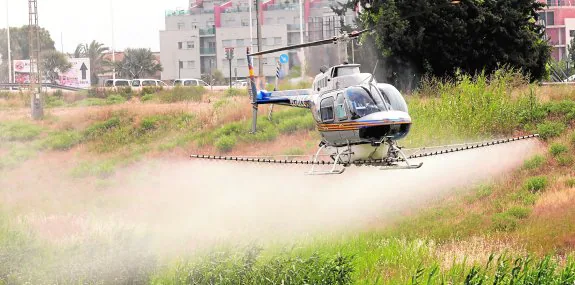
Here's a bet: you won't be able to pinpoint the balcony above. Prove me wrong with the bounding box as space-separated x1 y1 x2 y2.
543 0 575 7
199 27 215 36
263 3 299 11
287 24 302 31
200 48 217 55
165 8 213 17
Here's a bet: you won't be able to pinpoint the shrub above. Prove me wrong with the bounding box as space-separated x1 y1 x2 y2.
566 178 575 187
215 135 237 152
523 176 548 193
42 131 82 150
141 94 155 102
0 121 43 141
284 147 305 156
74 98 108 107
492 213 518 232
84 117 121 139
536 121 566 139
505 206 531 219
45 95 66 108
159 86 204 103
514 190 538 206
549 143 568 157
141 86 160 96
140 117 159 132
106 94 127 105
570 132 575 147
556 154 574 166
225 88 248 97
523 155 545 170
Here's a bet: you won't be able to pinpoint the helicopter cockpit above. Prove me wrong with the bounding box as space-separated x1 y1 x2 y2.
345 86 391 119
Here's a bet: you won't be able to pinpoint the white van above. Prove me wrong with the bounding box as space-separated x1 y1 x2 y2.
173 78 210 87
131 79 169 87
104 79 132 87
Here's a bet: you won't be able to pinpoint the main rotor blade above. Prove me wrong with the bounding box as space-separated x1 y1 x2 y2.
249 29 371 57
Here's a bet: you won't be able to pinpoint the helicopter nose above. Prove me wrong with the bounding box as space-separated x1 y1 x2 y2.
358 111 412 141
358 110 412 124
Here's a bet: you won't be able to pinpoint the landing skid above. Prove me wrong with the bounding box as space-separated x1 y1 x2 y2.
379 137 423 171
305 144 347 175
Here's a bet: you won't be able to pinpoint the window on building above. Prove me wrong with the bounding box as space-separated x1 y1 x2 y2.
320 97 334 122
261 38 268 46
191 22 198 29
187 61 195 69
241 18 249 26
186 41 195 49
236 39 244 46
179 61 184 69
570 30 575 37
263 58 268 65
222 39 233 47
274 37 282 45
265 18 273 24
178 42 183 49
540 11 555 25
237 58 246 66
177 22 185 30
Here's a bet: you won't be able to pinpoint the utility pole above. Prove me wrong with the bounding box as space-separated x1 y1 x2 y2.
255 0 263 88
110 0 116 80
299 0 305 80
28 0 43 120
225 47 234 88
6 0 12 83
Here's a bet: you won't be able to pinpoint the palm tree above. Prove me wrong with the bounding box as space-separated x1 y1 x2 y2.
114 48 163 79
74 40 109 85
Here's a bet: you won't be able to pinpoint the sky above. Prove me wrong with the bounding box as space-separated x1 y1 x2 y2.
1 0 188 53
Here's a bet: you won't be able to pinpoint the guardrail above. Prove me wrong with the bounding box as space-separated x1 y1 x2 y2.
0 83 86 92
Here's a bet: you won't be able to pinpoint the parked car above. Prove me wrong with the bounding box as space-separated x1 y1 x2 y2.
232 80 248 88
131 79 169 87
173 78 210 87
104 79 132 87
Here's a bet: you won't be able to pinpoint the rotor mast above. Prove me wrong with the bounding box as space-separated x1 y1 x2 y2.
28 0 43 120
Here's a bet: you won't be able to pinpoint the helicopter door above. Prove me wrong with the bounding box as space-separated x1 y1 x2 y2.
335 93 355 143
319 96 340 143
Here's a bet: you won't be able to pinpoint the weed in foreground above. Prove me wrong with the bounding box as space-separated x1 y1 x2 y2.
41 131 83 150
523 176 548 194
537 121 566 140
523 155 545 170
410 255 575 284
549 143 569 157
0 121 43 141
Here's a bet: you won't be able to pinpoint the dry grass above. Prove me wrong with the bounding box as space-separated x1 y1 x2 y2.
435 236 525 268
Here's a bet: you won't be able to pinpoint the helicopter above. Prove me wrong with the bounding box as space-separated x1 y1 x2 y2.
191 29 539 175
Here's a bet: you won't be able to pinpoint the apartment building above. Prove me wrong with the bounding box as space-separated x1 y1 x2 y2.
160 0 356 82
539 0 575 60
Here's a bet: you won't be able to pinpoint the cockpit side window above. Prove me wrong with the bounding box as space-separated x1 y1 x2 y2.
345 87 382 119
335 93 348 121
320 97 335 123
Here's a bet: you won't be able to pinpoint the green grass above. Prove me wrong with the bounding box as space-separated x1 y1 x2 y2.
198 108 315 152
0 145 38 170
0 121 43 141
523 155 545 170
157 86 205 103
549 143 568 157
41 131 82 150
523 176 549 193
69 159 119 178
537 121 566 140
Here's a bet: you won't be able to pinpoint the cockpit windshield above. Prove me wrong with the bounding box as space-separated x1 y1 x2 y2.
345 86 386 119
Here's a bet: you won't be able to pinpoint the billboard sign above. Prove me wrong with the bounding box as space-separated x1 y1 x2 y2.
13 57 91 88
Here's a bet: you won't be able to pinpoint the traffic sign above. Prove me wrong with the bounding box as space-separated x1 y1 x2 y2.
279 54 289 64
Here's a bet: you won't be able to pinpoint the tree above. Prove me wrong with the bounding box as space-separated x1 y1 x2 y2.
0 25 55 82
113 48 162 79
41 50 72 83
334 0 551 82
74 40 109 84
